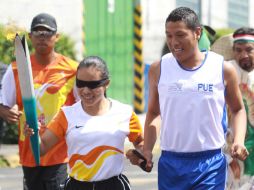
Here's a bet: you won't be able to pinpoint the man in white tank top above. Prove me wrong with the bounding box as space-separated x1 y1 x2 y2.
143 7 249 190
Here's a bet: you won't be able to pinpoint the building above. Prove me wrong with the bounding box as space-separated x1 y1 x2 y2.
0 0 253 109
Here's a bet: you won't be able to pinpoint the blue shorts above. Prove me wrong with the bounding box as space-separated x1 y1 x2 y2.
158 149 227 190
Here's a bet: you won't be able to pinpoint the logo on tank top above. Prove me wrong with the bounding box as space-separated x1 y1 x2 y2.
167 80 214 93
197 83 213 92
168 82 183 92
167 81 214 93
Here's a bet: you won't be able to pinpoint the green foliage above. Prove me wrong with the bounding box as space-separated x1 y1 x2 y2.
0 155 8 167
0 120 18 144
214 28 235 42
55 34 77 60
0 25 16 64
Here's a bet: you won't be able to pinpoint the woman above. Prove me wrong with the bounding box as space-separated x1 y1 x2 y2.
25 56 144 190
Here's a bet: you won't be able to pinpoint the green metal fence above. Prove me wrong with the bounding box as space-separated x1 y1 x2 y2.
83 0 134 104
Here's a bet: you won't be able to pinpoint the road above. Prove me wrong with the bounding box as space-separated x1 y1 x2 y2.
0 155 159 190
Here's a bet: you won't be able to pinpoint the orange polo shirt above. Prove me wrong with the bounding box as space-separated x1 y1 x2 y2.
12 53 78 167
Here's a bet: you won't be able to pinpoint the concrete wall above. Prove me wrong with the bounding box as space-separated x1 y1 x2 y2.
249 0 254 27
201 0 228 28
0 0 84 61
142 0 175 64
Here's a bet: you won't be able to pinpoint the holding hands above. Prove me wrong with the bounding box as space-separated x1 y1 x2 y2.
143 150 153 172
231 143 249 161
126 149 153 172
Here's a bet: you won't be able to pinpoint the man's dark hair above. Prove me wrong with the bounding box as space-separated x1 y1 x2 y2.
166 7 201 31
233 27 254 37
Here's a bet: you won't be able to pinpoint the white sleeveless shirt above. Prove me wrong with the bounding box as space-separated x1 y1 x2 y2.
158 51 227 152
48 99 142 181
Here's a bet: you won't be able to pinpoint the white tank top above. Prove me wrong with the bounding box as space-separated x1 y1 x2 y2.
158 51 227 152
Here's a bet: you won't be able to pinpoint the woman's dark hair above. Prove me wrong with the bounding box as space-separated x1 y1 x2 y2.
78 56 109 79
166 7 201 31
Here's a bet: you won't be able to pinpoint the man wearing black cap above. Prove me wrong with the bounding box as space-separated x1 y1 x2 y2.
31 13 57 32
0 13 78 190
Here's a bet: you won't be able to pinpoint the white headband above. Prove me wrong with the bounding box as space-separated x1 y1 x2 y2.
233 34 254 43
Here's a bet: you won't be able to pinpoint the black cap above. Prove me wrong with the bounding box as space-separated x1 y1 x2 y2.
31 13 57 32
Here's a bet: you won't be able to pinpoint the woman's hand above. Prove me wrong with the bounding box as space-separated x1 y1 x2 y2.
24 124 34 137
126 149 143 165
126 149 153 172
23 122 41 137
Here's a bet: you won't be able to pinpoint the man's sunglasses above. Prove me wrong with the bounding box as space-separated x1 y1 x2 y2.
31 30 56 38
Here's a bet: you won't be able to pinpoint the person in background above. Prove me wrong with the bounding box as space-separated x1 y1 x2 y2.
0 62 7 145
143 7 248 190
0 13 78 190
24 56 144 190
227 27 254 189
